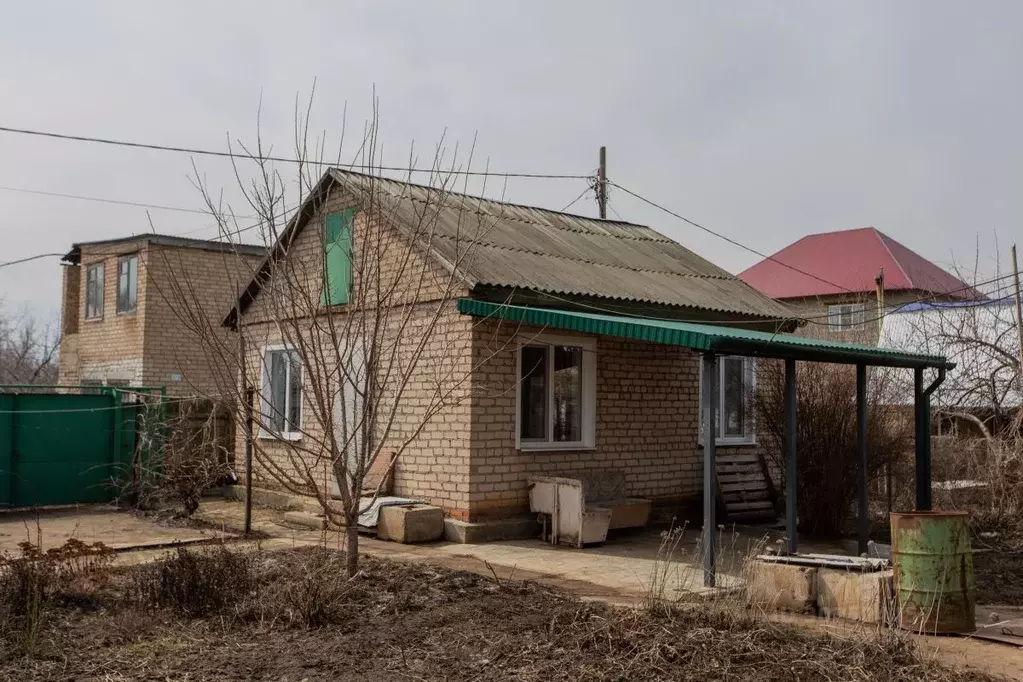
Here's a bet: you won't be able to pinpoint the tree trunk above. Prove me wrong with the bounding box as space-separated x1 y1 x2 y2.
344 522 359 576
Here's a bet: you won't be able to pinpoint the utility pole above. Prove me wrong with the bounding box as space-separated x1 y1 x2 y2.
1012 244 1023 385
597 146 607 219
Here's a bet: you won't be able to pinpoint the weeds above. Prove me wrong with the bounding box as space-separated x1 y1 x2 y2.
129 543 253 617
0 535 112 658
242 550 355 628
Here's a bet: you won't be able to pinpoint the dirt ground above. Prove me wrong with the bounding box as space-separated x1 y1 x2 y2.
0 547 1003 682
974 549 1023 606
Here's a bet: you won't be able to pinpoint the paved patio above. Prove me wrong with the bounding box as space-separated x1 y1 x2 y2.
0 506 227 554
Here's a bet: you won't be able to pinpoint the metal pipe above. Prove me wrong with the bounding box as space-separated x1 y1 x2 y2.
915 366 946 512
701 352 717 587
856 364 869 555
785 358 798 554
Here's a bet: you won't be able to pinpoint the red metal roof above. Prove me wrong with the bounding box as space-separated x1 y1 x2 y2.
738 227 976 300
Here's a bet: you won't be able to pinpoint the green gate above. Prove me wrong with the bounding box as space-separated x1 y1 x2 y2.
0 386 165 508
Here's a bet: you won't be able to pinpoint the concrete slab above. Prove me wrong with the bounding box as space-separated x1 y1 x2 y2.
0 507 226 554
443 517 538 543
818 568 894 624
747 560 817 612
378 504 443 543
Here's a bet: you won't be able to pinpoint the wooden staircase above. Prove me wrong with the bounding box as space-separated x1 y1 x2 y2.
716 452 778 524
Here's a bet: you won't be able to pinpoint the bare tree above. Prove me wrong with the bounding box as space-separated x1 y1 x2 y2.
881 259 1022 521
153 97 514 575
0 304 59 385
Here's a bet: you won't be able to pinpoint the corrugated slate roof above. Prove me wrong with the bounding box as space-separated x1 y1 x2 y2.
325 169 794 319
738 227 977 300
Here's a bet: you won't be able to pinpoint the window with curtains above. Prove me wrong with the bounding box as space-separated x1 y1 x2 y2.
517 336 596 449
699 355 756 445
827 303 865 332
260 347 303 439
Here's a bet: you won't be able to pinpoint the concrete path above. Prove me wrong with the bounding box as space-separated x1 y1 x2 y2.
0 506 227 554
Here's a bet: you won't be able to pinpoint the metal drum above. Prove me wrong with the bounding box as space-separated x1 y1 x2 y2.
890 511 975 633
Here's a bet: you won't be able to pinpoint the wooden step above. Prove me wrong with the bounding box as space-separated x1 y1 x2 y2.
720 480 767 493
722 490 770 503
726 500 775 513
717 454 759 464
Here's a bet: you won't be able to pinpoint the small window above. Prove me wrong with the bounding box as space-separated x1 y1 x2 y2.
261 348 303 439
700 356 756 445
517 338 596 449
85 263 104 319
827 303 865 332
322 209 355 306
117 255 138 314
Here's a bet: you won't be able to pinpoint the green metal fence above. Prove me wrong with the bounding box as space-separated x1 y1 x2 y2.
0 385 166 508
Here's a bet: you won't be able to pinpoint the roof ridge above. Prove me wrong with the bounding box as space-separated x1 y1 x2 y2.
339 171 678 245
871 228 912 286
431 232 735 280
329 167 656 232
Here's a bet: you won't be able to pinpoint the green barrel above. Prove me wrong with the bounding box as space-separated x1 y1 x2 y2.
890 511 975 633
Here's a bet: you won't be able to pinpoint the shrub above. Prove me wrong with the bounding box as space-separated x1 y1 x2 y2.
755 362 911 539
0 536 112 657
245 550 354 628
119 399 232 517
129 544 253 617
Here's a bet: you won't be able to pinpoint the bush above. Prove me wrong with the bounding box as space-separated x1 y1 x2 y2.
755 362 911 539
119 399 232 517
0 537 112 657
244 550 354 628
129 544 253 617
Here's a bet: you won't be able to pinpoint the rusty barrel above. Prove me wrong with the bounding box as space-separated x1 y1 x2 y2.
890 511 975 633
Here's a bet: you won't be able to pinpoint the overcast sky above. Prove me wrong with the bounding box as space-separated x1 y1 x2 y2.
1 1 1021 321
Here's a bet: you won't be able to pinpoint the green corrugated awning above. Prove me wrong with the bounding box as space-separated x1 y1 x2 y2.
458 299 954 370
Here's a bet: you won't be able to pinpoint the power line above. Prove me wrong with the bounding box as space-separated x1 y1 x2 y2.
525 269 1023 330
0 184 244 217
607 180 856 295
0 252 66 268
0 124 590 179
559 184 593 212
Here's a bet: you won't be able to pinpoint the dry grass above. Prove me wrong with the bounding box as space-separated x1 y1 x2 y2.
0 542 1001 681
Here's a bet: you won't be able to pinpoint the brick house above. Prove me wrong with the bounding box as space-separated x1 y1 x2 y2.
227 169 804 537
738 227 978 344
59 235 265 396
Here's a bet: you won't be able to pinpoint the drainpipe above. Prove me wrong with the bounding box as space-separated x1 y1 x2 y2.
914 366 947 511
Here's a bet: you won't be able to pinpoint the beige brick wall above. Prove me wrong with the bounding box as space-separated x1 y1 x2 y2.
236 182 474 517
467 319 760 521
141 244 262 397
783 291 927 345
58 239 262 397
58 239 150 387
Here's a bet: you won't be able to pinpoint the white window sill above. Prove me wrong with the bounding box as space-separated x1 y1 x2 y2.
84 316 104 323
518 442 596 452
257 431 302 442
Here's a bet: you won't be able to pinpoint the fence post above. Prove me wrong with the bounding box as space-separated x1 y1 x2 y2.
0 394 14 507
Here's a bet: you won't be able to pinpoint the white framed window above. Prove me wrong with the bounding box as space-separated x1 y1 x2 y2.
117 254 138 314
85 263 104 319
516 335 596 450
259 346 303 440
827 303 865 332
700 356 756 446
